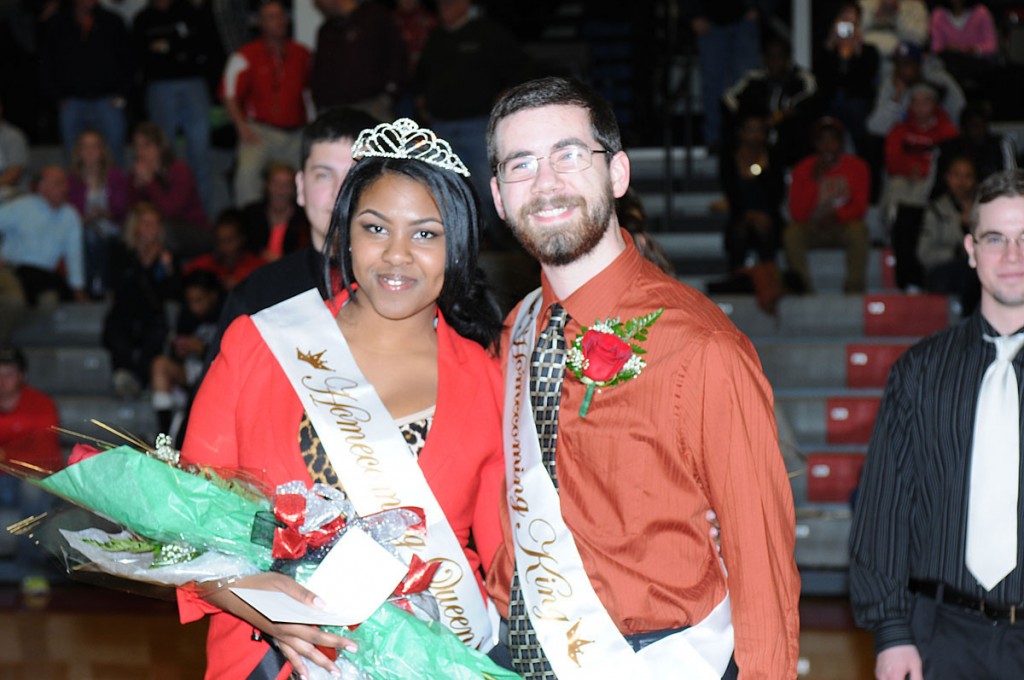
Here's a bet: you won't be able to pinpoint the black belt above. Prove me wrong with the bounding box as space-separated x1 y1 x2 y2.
909 578 1024 624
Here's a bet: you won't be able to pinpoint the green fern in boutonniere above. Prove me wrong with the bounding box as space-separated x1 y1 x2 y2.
565 308 664 417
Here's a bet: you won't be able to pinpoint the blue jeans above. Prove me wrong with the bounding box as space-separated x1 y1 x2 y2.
697 19 760 147
60 97 127 166
146 78 212 212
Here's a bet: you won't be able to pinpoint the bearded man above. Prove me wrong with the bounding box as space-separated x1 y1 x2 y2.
482 76 800 679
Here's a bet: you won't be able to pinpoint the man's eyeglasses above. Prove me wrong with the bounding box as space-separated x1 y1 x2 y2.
495 145 608 183
973 232 1024 254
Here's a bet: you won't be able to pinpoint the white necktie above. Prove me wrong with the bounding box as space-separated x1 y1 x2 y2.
966 332 1024 591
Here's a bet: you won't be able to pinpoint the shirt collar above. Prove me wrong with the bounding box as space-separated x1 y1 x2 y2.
538 229 645 325
975 311 1024 340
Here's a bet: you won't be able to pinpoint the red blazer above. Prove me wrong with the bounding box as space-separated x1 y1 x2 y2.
177 291 504 679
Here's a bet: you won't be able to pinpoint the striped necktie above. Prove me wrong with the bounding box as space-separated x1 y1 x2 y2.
507 303 569 678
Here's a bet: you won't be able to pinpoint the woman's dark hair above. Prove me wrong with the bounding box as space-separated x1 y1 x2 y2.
322 157 503 352
133 121 175 169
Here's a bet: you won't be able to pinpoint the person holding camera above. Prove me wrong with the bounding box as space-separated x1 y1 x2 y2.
815 2 881 157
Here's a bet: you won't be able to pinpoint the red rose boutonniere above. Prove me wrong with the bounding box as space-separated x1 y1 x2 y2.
566 308 664 417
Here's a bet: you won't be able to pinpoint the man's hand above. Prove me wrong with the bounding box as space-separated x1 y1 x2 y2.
237 121 261 145
706 509 722 556
201 571 357 679
876 645 923 680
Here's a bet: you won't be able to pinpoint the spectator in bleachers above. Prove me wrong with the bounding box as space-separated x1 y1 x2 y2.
684 0 768 152
393 0 436 106
883 82 959 290
722 36 818 168
103 202 180 398
617 187 675 276
132 0 219 213
929 0 998 96
866 40 965 140
149 269 223 438
127 122 211 259
720 113 785 276
917 154 980 312
783 117 871 293
859 0 929 58
309 0 407 122
39 0 132 166
0 101 28 205
0 255 28 344
240 161 309 262
0 344 60 594
394 0 435 65
882 83 959 222
0 166 87 305
0 345 60 472
68 129 130 299
938 104 1016 184
183 209 266 291
221 0 311 207
815 2 881 158
414 0 530 233
207 108 378 369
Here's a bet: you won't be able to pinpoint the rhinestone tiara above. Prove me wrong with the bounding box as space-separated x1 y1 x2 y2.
351 118 471 177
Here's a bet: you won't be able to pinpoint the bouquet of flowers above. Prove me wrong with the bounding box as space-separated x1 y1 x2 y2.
4 430 519 680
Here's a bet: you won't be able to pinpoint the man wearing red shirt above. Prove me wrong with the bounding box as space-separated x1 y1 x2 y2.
882 82 960 217
0 345 60 592
183 210 266 291
221 0 311 206
783 117 871 293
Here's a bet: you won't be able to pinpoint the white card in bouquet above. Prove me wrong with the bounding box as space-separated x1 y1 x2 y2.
230 526 408 626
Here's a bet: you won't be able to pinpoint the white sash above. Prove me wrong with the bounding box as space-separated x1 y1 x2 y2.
252 289 496 650
502 289 734 678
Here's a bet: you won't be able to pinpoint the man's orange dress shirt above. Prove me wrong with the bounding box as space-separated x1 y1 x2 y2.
487 237 801 678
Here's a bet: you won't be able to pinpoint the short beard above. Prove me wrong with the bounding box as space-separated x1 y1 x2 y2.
507 192 614 266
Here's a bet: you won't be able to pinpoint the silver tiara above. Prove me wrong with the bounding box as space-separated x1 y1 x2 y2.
351 118 471 177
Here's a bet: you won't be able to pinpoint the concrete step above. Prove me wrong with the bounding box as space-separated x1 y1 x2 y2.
794 509 852 570
11 303 108 347
627 146 718 182
757 338 914 390
55 396 157 445
714 292 957 339
774 388 884 447
714 294 866 338
24 347 112 396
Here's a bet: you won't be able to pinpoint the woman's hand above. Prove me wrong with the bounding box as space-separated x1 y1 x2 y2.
201 572 358 679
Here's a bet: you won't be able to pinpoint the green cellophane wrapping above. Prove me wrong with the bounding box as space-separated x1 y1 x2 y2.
33 445 273 570
331 603 522 679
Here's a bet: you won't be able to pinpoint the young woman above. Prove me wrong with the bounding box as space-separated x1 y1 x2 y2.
102 202 180 398
68 129 130 297
127 122 210 258
179 120 505 679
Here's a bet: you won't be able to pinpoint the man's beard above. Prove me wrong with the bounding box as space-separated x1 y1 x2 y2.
506 192 614 267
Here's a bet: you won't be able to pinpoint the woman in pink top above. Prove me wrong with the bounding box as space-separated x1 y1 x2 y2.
128 122 211 259
930 0 998 56
930 0 998 96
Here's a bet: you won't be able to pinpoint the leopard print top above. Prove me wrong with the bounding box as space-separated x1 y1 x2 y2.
300 406 435 487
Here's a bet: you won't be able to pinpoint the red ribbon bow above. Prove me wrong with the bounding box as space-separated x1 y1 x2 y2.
271 493 347 559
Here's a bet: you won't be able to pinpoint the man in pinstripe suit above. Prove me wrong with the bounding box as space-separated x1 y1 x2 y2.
851 168 1024 680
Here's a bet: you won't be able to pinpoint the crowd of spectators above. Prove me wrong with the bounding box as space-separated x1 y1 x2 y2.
0 0 1023 414
710 0 1022 308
